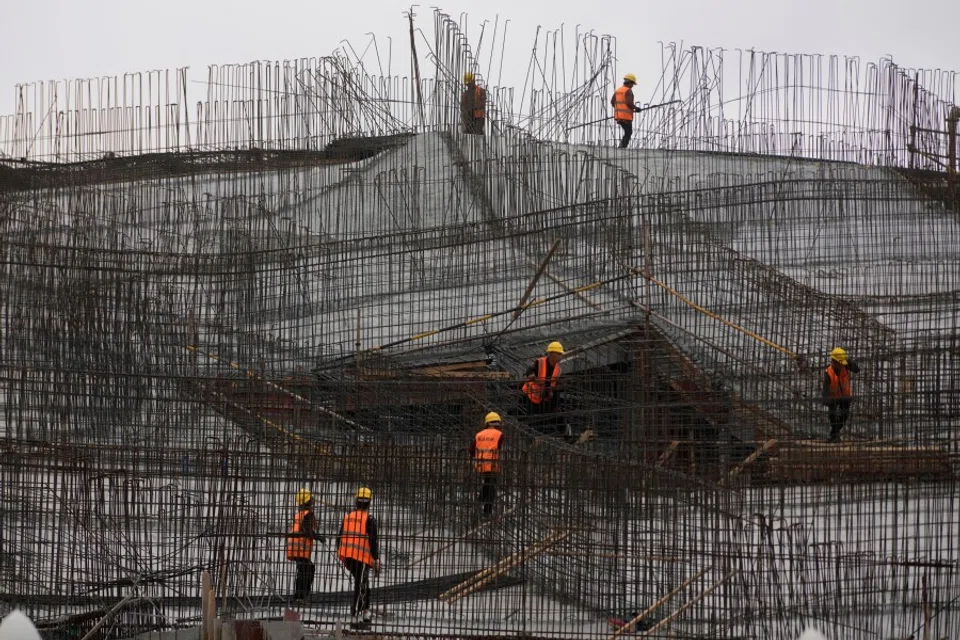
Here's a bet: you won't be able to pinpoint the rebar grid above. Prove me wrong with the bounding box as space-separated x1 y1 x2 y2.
1 8 959 640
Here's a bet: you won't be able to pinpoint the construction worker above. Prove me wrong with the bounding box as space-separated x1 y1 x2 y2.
470 412 504 516
822 347 860 441
611 73 643 148
287 488 326 603
521 341 565 435
337 487 381 630
461 71 487 135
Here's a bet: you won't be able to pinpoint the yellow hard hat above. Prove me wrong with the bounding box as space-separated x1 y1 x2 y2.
485 411 502 424
546 341 565 355
623 73 637 84
830 347 848 365
295 488 312 506
356 487 372 501
464 71 475 83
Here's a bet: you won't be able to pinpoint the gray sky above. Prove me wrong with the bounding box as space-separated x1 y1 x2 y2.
2 0 957 114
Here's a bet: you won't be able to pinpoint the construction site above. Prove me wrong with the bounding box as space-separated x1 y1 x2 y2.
1 9 959 640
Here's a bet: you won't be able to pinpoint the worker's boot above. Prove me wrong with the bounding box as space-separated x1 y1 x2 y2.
352 611 372 630
349 615 369 630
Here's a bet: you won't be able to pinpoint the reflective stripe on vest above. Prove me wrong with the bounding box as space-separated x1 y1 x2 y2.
474 427 502 473
826 367 852 398
338 510 374 566
522 357 561 404
613 85 633 122
287 508 314 560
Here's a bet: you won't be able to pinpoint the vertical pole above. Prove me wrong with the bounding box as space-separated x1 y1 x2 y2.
188 311 198 364
947 106 959 195
200 571 211 640
407 9 426 131
219 561 229 611
642 220 652 457
207 587 217 640
355 308 362 371
643 221 651 327
909 73 918 169
355 307 363 422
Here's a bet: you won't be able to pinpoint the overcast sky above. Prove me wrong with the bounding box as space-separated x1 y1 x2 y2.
1 0 957 114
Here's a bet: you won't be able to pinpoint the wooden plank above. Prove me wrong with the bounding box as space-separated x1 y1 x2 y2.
439 530 571 603
444 530 573 603
575 428 596 445
656 441 680 468
417 361 490 372
200 571 211 640
350 364 510 379
786 440 947 454
766 452 953 482
636 571 735 638
407 503 522 567
414 367 512 379
609 567 709 639
724 439 777 484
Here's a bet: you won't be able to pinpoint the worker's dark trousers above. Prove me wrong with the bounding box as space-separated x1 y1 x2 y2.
292 558 315 600
463 118 485 135
343 558 372 616
617 120 633 148
521 396 564 436
478 472 498 515
827 399 852 440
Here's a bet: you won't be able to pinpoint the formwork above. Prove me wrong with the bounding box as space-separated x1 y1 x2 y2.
1 10 959 640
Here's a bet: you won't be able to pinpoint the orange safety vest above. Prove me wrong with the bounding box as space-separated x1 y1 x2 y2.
474 427 503 473
522 357 561 405
825 366 852 398
462 85 485 119
612 85 634 122
338 510 375 566
287 509 314 561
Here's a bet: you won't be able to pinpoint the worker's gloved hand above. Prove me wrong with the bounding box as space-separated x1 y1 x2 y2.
315 534 327 544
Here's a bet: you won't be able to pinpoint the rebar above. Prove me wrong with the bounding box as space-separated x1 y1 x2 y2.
1 8 959 640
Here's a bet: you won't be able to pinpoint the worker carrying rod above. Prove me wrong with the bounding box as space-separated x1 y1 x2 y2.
611 73 643 149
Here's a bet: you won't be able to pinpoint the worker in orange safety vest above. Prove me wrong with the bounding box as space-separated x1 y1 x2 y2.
470 412 505 516
461 71 487 135
520 341 566 435
611 73 642 148
337 487 381 630
287 488 326 603
822 347 860 441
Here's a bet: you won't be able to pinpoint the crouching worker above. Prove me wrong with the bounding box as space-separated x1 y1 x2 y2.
520 341 566 436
